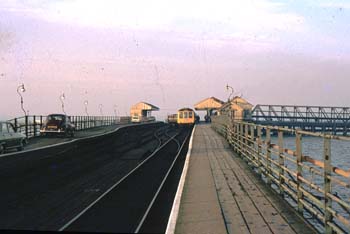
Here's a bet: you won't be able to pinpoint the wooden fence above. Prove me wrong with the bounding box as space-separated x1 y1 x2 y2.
212 116 350 234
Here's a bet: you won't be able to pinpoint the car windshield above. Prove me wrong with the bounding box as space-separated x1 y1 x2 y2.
47 115 64 121
0 123 5 133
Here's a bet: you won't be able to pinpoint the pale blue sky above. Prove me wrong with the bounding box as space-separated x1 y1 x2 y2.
0 0 350 120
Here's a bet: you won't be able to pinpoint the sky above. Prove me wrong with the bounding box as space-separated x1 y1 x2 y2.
1 0 350 120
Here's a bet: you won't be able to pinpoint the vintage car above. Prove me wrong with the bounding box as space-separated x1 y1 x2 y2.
0 121 27 154
40 114 76 137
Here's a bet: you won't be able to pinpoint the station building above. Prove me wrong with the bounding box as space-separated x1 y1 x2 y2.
194 96 225 117
217 96 253 121
130 102 159 120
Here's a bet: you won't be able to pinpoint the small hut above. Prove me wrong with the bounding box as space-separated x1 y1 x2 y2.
130 102 159 118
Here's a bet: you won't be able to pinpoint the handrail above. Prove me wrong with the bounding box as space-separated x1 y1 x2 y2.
211 117 350 234
6 115 131 138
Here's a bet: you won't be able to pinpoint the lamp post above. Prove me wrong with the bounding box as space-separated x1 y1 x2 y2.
60 93 66 114
99 104 103 116
84 100 89 116
17 84 26 116
113 104 118 116
226 84 234 102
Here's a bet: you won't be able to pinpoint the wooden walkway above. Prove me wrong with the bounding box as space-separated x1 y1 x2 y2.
174 124 315 234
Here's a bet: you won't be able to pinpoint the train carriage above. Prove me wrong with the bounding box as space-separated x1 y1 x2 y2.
167 114 178 125
177 108 197 125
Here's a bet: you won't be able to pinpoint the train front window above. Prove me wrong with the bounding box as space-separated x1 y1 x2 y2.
179 112 183 119
184 112 188 118
189 112 193 118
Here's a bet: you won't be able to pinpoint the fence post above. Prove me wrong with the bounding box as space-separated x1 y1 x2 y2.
324 136 332 234
25 115 29 138
250 125 255 164
40 116 43 130
80 116 82 130
14 118 18 132
266 128 271 186
257 126 262 175
232 123 238 152
239 123 243 156
296 131 304 214
244 124 249 160
278 130 284 196
33 115 37 137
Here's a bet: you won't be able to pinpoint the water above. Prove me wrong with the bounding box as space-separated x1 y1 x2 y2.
267 135 350 232
272 136 350 170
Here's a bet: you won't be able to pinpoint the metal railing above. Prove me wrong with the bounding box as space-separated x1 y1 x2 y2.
251 104 350 134
7 115 131 138
212 117 350 234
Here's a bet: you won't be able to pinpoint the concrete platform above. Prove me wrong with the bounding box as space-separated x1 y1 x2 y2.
174 124 315 234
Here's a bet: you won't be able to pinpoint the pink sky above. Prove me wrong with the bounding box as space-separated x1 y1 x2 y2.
1 0 350 120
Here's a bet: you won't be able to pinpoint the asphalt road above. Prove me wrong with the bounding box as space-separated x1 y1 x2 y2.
0 123 174 231
24 124 123 150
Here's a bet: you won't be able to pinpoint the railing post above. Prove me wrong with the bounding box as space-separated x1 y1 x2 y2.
257 126 262 175
230 124 235 150
234 123 239 151
40 116 43 130
25 115 29 138
14 118 18 132
33 115 37 137
239 123 243 156
244 124 249 160
296 131 304 214
324 136 332 234
266 128 271 186
278 130 284 196
250 125 255 164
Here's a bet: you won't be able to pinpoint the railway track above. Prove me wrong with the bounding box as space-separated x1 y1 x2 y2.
0 123 192 233
61 127 192 233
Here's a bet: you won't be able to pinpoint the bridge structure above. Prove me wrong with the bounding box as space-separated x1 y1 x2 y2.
251 104 350 135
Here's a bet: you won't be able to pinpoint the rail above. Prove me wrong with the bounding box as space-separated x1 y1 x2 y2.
212 117 350 234
7 115 131 138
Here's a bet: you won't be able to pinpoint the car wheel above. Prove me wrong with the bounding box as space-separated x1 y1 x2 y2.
17 143 24 151
17 139 27 151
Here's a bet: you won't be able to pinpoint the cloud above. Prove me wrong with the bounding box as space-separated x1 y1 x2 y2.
319 2 350 9
1 0 305 34
0 27 15 51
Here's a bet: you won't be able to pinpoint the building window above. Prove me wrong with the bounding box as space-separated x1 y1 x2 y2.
184 112 188 118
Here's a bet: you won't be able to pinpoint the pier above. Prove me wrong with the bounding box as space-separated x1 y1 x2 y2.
0 100 349 234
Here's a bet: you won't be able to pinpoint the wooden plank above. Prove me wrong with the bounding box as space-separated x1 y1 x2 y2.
203 124 313 234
